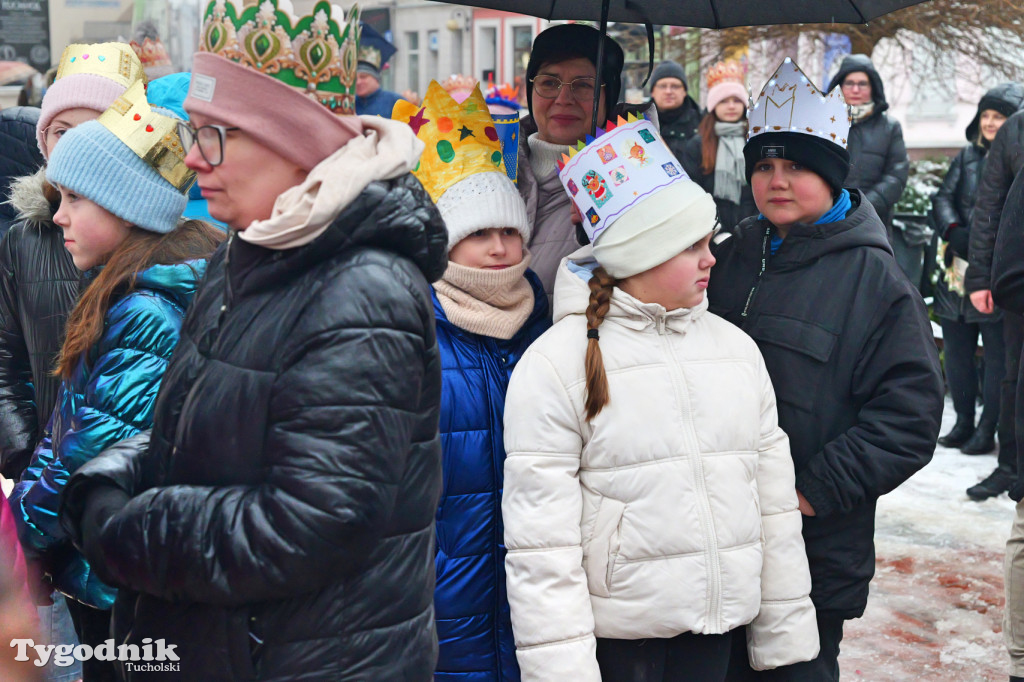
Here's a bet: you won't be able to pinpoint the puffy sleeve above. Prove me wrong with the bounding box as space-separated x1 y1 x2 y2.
0 228 38 479
80 260 437 606
746 352 819 670
502 349 600 682
11 294 180 556
795 288 943 517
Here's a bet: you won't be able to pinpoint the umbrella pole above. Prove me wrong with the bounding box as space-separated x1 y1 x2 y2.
591 0 611 135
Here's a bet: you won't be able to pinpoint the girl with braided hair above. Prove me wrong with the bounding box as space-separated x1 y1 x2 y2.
500 116 818 682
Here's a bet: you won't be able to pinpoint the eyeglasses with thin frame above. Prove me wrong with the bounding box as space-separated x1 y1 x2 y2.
42 124 73 149
530 75 603 101
841 79 871 90
176 122 240 167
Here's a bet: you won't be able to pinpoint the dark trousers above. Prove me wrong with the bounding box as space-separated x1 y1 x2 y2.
940 317 1004 426
64 598 117 682
597 631 733 682
725 612 845 681
1005 312 1024 474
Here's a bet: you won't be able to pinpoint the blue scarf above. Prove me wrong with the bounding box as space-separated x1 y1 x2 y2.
768 189 852 254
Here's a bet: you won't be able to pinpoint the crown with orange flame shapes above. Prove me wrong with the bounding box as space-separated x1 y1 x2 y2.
705 59 745 91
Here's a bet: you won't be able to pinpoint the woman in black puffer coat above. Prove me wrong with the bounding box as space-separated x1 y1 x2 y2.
0 110 83 482
60 5 448 680
932 83 1024 467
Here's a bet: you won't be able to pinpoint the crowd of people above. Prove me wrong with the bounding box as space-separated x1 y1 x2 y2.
0 1 1021 681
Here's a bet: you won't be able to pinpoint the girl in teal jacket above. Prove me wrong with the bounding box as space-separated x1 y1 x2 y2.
8 84 221 679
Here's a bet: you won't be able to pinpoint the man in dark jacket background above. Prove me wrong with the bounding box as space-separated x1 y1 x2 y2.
827 55 910 262
650 60 702 163
966 104 1024 502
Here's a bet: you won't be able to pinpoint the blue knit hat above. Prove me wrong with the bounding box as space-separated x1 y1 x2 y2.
46 81 193 234
47 121 188 233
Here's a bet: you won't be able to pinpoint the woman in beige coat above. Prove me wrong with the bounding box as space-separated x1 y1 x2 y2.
502 115 818 681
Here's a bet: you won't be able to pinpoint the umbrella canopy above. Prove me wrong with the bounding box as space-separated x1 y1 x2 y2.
0 61 38 87
427 0 929 28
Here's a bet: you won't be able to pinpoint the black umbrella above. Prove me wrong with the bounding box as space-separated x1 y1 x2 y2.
428 0 933 132
427 0 928 27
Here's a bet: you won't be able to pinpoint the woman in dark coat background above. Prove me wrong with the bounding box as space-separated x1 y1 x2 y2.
933 82 1024 498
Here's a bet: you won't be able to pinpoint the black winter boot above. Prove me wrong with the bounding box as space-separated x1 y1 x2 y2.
961 419 997 455
966 466 1015 501
938 415 975 448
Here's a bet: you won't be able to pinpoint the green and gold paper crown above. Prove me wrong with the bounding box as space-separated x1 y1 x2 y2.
98 80 195 192
198 0 360 115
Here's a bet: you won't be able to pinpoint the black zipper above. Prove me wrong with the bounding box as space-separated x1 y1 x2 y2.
740 224 773 319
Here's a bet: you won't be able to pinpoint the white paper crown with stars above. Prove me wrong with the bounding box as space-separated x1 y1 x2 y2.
556 113 690 244
748 58 851 149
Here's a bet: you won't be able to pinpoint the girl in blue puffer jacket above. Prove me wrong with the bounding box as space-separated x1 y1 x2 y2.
396 81 549 681
8 82 221 680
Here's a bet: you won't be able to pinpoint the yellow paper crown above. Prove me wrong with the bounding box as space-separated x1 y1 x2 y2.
392 80 506 203
98 80 194 192
55 42 147 89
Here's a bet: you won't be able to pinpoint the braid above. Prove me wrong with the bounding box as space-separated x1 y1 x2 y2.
584 266 616 420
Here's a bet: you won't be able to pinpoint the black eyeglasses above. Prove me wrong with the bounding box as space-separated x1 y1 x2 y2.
530 75 603 101
176 122 240 167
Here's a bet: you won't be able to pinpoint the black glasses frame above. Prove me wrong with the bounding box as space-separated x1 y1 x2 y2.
177 122 241 167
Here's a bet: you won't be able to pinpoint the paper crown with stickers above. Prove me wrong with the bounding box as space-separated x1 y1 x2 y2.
748 58 850 149
556 113 689 243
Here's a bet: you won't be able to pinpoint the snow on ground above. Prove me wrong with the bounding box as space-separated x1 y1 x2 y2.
841 396 1016 681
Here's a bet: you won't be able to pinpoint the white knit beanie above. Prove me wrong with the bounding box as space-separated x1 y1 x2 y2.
436 171 531 252
592 179 718 279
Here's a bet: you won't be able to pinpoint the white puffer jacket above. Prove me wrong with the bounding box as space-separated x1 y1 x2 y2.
502 248 819 680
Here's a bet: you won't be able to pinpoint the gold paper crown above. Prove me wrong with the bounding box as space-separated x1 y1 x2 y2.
98 80 194 192
706 60 745 91
199 0 360 115
392 80 506 203
55 42 147 89
358 45 382 69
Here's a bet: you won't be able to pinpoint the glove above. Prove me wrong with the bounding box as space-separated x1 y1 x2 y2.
79 486 129 571
946 225 970 259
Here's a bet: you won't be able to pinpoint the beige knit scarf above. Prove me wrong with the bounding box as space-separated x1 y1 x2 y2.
434 252 535 340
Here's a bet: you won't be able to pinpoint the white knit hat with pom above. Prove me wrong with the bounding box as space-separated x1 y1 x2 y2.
436 171 531 252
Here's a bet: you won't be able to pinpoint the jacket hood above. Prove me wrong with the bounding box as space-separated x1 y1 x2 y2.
230 173 448 295
733 190 892 269
6 167 54 230
966 82 1024 142
827 54 888 113
552 245 708 333
0 107 45 230
132 259 208 310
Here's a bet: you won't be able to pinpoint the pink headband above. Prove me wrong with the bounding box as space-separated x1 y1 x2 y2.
36 74 131 157
184 53 363 172
706 82 748 116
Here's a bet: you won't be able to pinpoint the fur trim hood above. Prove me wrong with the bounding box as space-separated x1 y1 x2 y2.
6 168 55 230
